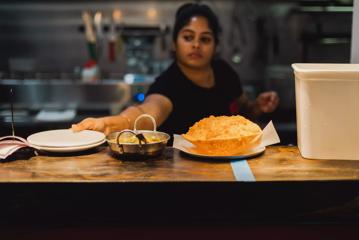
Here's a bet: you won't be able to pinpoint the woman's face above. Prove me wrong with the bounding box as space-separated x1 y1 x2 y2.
173 16 216 69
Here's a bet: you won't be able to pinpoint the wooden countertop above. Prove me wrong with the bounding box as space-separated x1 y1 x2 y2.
2 146 359 227
1 146 359 182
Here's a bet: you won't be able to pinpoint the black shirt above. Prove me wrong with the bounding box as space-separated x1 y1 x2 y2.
146 58 243 135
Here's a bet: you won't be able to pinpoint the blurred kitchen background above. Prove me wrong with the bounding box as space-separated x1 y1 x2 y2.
0 0 353 144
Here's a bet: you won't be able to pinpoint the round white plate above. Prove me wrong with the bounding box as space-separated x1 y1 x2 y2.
30 139 106 153
27 129 105 148
181 146 266 160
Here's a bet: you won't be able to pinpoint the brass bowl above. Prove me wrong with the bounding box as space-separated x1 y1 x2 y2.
106 114 170 158
107 130 170 157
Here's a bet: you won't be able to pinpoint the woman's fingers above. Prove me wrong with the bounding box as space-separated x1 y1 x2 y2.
257 91 279 113
71 118 103 132
71 124 81 132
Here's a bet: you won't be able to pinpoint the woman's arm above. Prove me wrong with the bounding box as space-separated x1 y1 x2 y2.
71 93 173 135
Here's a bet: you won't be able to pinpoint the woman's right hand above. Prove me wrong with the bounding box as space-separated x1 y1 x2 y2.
71 117 108 134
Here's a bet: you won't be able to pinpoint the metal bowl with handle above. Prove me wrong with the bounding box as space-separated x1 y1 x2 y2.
106 114 170 158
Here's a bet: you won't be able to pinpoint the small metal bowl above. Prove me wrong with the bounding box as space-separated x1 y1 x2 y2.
106 114 170 158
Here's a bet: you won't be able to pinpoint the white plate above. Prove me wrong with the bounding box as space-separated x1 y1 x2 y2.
181 146 266 160
30 139 106 153
27 129 105 148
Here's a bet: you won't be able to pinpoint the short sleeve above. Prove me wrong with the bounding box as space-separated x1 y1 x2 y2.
146 63 183 104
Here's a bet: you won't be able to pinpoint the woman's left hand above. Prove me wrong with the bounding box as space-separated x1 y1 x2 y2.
255 91 279 113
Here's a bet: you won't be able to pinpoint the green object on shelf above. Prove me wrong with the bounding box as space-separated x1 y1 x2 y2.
87 42 97 60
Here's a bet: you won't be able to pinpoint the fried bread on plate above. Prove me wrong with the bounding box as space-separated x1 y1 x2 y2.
182 115 262 156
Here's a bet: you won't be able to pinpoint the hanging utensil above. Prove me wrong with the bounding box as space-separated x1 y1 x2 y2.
229 3 245 65
160 24 168 53
94 11 104 60
108 15 117 63
10 88 15 138
82 11 97 60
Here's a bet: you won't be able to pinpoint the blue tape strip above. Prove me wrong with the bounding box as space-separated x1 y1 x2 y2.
230 160 256 182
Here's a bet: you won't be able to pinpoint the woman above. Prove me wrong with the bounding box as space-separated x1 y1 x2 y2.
72 3 279 136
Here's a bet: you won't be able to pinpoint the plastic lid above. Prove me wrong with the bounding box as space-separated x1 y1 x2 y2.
292 63 359 80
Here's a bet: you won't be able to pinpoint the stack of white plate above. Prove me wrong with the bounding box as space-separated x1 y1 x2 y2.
27 129 106 153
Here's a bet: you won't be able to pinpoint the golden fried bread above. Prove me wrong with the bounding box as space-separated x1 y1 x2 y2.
182 115 262 156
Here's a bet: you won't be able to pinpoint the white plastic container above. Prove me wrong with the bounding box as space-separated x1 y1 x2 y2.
292 64 359 160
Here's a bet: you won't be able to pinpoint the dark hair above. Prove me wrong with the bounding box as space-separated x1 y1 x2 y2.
172 3 221 45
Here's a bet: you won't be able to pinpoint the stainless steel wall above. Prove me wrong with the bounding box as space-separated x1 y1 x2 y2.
0 0 353 107
0 0 354 144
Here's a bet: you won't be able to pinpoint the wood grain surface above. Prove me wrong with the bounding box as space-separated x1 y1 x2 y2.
0 147 235 182
249 146 359 181
1 146 359 182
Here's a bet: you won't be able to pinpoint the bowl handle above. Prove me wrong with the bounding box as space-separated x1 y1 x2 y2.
133 114 157 132
116 130 147 153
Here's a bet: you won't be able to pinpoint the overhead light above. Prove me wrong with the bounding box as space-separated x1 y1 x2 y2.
94 11 102 26
147 7 158 20
113 9 123 23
